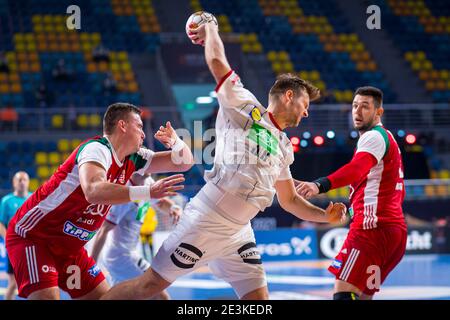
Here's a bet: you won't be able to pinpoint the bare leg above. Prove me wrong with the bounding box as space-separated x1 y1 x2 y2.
334 280 363 298
241 286 269 300
28 287 60 300
77 279 110 300
360 293 374 300
101 267 170 300
5 274 17 300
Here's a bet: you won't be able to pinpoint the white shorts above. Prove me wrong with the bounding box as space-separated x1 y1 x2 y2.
103 254 150 286
151 198 267 298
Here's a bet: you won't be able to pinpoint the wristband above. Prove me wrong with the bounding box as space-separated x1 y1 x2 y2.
170 204 182 212
313 177 332 194
171 137 186 152
129 186 151 201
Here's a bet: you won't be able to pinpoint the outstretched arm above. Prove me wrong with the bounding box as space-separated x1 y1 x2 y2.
275 179 346 223
296 152 377 199
188 20 231 83
147 121 194 174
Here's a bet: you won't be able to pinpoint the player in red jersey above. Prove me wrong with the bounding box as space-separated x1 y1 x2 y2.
296 87 407 300
5 102 194 299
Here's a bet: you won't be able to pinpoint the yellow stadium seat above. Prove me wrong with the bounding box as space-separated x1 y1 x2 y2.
422 61 433 70
437 185 447 197
35 152 48 165
37 166 50 179
267 51 278 62
52 114 64 128
310 70 320 81
77 114 89 128
251 42 262 53
440 70 449 80
272 62 282 74
121 62 131 72
282 61 294 72
439 170 449 179
89 114 102 127
128 82 139 92
299 71 309 80
430 170 438 179
57 139 70 152
71 139 82 149
48 152 61 165
98 62 109 72
118 51 128 61
424 185 435 197
278 51 289 61
29 178 39 192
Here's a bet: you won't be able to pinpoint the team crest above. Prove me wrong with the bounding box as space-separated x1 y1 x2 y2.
118 169 126 184
250 107 262 122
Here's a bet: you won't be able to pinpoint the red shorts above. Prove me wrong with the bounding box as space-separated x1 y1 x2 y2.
6 234 105 299
328 225 407 296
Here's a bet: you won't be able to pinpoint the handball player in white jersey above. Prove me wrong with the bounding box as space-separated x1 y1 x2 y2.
102 14 346 300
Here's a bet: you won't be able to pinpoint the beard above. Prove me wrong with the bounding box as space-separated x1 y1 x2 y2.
354 115 376 132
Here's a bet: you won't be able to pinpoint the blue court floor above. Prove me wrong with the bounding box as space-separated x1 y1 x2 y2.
1 254 450 300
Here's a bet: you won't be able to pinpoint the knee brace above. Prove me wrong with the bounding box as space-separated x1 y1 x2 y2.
333 292 360 300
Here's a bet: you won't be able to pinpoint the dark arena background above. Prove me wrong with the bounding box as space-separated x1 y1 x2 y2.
0 0 449 302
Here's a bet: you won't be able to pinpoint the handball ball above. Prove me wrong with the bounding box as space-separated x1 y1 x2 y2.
185 11 218 38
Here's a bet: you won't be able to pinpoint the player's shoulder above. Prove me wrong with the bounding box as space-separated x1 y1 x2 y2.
80 136 112 150
1 193 15 203
360 126 387 143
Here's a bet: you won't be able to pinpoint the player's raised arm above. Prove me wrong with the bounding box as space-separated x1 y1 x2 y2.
187 14 231 83
145 121 194 174
275 178 346 224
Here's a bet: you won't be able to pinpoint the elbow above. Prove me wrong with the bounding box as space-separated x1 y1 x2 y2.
84 186 100 204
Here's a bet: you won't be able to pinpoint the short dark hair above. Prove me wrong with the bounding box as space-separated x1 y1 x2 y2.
269 73 321 102
354 86 383 108
103 102 141 134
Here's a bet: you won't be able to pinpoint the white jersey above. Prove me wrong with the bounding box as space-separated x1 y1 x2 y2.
199 70 294 222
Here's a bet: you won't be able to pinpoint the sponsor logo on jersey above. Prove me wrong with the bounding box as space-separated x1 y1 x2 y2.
88 264 101 277
77 217 95 225
82 203 111 217
248 123 278 156
250 107 262 122
42 265 57 273
331 259 342 270
170 243 203 269
237 242 262 264
63 221 97 241
118 170 126 184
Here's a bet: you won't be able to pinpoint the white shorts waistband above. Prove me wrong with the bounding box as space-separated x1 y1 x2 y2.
194 183 260 225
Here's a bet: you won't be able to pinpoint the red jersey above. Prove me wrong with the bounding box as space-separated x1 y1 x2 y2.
8 136 153 256
348 125 406 230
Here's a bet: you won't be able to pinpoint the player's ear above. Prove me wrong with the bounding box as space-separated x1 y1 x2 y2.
285 89 294 102
117 119 127 133
377 106 384 117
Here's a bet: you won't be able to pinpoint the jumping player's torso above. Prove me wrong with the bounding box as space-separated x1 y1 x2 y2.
204 71 294 213
9 136 152 256
349 125 406 230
